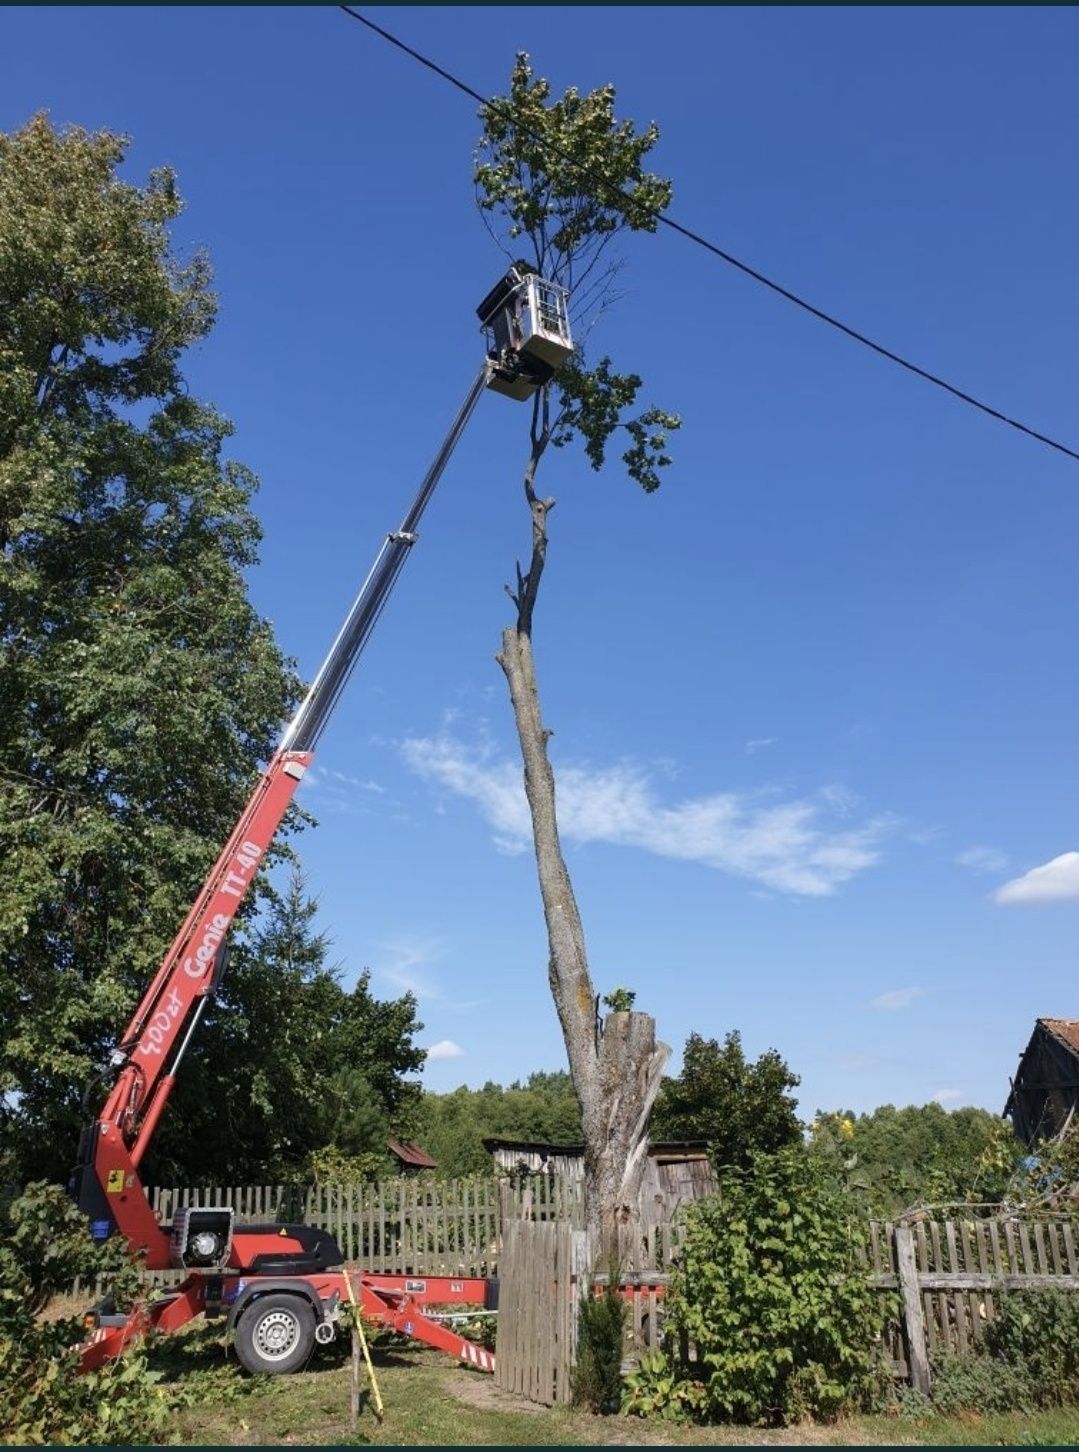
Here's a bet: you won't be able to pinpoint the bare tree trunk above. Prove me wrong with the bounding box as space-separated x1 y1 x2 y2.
497 484 669 1262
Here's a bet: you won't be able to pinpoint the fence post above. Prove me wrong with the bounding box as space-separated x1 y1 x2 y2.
895 1223 931 1394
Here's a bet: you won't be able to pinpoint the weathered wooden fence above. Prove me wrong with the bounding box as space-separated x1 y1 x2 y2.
140 1174 680 1279
93 1180 1079 1401
869 1213 1079 1391
494 1219 587 1406
79 1175 521 1292
151 1177 505 1276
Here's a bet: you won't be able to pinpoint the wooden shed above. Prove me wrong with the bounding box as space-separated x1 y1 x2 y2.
1004 1018 1079 1146
387 1137 438 1174
482 1137 716 1218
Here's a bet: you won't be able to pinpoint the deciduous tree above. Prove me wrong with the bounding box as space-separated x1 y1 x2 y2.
809 1101 1023 1214
653 1030 803 1169
0 115 297 1180
474 57 681 1259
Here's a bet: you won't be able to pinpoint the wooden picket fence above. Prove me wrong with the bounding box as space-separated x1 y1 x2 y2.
494 1219 588 1405
869 1212 1079 1391
140 1173 681 1279
151 1177 505 1276
86 1178 1079 1402
78 1174 546 1293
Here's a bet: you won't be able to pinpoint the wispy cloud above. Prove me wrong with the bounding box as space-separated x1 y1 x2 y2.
932 1088 962 1104
425 1039 464 1062
869 986 925 1011
374 935 445 999
400 732 892 897
298 765 385 815
995 852 1079 906
330 769 384 793
956 845 1009 875
745 737 777 756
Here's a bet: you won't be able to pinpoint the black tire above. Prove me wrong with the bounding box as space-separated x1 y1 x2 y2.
234 1293 316 1375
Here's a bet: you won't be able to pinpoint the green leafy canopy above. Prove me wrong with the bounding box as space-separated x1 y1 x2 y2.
474 54 680 495
0 115 301 1180
653 1030 803 1170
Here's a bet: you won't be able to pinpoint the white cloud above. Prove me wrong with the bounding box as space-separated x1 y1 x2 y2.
425 1039 464 1061
869 986 925 1011
956 845 1009 875
331 770 384 793
995 852 1079 906
297 765 385 815
932 1088 962 1104
400 732 891 897
745 737 777 756
375 935 445 999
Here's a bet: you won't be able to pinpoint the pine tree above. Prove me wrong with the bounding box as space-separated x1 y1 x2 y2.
150 866 425 1184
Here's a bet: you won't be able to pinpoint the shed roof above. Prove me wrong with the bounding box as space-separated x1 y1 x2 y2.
387 1137 438 1169
1041 1019 1079 1057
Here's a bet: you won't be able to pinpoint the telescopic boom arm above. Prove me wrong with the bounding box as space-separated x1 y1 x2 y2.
77 364 491 1262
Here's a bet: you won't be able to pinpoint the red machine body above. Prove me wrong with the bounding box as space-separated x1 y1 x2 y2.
81 748 313 1269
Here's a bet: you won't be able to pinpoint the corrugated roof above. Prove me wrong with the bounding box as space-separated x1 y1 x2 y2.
387 1137 438 1169
1040 1018 1079 1056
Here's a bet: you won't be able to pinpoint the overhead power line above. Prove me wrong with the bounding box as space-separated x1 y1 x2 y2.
338 5 1079 467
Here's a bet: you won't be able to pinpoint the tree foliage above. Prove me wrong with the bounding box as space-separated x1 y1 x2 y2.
573 1280 627 1415
417 1070 581 1178
0 1183 172 1445
808 1102 1023 1215
475 55 679 498
653 1031 803 1169
0 115 300 1182
149 867 425 1184
643 1150 887 1426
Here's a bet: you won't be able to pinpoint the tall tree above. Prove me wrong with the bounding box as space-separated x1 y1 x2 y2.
653 1030 803 1169
0 116 298 1181
151 866 425 1184
474 58 680 1259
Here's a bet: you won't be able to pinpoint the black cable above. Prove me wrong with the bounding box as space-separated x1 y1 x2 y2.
338 5 1079 467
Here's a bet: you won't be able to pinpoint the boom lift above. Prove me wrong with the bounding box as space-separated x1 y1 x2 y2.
75 271 572 1377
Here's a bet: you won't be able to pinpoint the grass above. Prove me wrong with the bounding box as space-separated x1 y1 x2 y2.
151 1325 1079 1447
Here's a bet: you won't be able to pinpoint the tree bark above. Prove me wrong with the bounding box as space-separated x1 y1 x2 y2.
497 618 669 1266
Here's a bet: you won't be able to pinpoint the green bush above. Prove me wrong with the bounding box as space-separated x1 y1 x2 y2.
985 1289 1079 1409
664 1148 888 1425
573 1279 626 1414
622 1350 707 1422
929 1351 1034 1415
0 1182 174 1445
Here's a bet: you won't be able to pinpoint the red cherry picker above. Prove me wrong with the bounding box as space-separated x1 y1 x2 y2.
75 268 572 1376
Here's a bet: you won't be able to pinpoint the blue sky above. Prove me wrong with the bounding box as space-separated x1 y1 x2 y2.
5 6 1078 1119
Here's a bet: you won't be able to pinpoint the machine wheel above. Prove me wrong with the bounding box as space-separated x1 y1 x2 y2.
234 1293 316 1375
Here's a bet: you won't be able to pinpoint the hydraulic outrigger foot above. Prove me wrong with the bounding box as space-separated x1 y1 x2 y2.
79 1269 496 1377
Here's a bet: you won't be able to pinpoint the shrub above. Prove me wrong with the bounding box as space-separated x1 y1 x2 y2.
929 1351 1033 1414
985 1289 1079 1409
667 1148 888 1425
622 1350 707 1422
573 1278 626 1414
0 1182 174 1445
